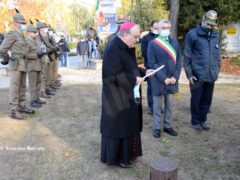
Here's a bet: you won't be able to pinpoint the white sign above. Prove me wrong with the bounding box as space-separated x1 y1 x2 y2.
224 23 240 52
99 1 116 14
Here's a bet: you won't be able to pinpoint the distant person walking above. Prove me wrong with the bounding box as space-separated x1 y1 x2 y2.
76 36 88 69
58 35 70 67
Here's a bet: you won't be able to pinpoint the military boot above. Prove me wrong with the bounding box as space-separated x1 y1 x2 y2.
10 110 27 120
31 101 42 108
18 106 35 114
37 98 46 104
40 91 51 98
46 89 55 95
48 87 56 92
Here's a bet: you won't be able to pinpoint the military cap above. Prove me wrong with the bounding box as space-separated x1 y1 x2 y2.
13 13 26 24
36 21 47 29
203 10 218 26
27 24 37 33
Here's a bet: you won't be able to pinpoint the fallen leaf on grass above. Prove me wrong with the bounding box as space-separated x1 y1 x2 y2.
64 151 75 158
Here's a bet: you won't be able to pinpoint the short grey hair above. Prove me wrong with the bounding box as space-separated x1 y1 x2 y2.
118 29 131 37
158 20 171 29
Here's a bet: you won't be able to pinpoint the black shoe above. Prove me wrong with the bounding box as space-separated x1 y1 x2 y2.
1 60 8 65
191 123 204 131
19 107 35 114
40 92 51 98
119 162 134 168
37 99 46 104
48 87 56 92
50 85 59 90
153 129 161 138
201 122 210 130
31 101 42 108
163 128 178 136
46 90 55 95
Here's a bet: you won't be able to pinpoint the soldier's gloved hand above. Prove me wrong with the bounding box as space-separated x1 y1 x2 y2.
54 47 60 52
1 60 9 65
47 48 54 54
37 51 46 58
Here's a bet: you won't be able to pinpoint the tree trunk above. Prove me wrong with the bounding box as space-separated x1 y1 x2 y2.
150 157 178 180
169 0 179 38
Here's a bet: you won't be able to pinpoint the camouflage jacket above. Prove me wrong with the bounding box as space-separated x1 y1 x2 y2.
25 36 42 72
0 28 29 71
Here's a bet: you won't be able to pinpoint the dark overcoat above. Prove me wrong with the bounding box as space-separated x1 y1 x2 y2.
100 36 145 138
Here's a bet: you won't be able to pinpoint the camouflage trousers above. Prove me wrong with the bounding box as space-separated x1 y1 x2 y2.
28 71 41 102
41 62 49 92
9 70 26 111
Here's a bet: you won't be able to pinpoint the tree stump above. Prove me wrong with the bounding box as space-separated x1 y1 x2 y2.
150 157 178 180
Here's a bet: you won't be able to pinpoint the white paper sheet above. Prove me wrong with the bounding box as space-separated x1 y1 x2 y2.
143 65 165 79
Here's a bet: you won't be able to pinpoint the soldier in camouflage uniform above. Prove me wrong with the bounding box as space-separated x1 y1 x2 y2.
36 21 55 98
47 25 60 90
0 12 35 119
25 24 47 108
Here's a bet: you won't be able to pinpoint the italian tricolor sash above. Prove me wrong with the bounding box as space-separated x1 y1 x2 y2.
154 36 177 64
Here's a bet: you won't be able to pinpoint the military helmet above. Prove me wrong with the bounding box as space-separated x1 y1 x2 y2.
203 10 218 26
27 24 37 33
36 21 47 29
13 13 26 24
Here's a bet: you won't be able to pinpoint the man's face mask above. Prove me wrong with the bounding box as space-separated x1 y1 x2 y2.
20 24 27 31
160 29 170 38
152 30 159 35
151 24 159 35
44 28 48 33
48 31 53 36
202 22 215 33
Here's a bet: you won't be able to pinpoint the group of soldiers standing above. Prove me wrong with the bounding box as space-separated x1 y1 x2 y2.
0 11 62 120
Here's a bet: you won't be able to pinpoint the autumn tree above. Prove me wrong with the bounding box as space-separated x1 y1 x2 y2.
69 2 95 36
118 0 168 31
164 0 240 44
0 0 16 32
18 0 47 24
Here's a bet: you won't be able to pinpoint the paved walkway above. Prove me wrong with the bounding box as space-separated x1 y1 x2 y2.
0 56 240 89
